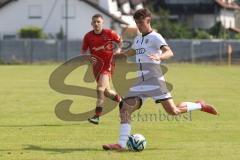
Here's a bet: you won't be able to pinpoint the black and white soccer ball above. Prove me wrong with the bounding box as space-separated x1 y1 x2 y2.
127 134 146 151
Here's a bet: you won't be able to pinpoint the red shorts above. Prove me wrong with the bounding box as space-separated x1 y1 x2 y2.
93 65 112 82
90 56 114 82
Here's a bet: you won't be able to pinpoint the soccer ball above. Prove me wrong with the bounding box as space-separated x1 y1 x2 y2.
127 134 146 151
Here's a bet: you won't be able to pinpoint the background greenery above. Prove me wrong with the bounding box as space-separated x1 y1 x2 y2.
147 1 240 39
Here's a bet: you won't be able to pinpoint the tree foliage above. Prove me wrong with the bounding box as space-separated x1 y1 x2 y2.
148 5 240 39
19 26 45 39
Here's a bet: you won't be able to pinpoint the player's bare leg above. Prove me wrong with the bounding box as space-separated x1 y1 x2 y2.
103 97 141 151
88 73 108 124
97 73 122 103
104 88 122 102
88 73 122 125
104 86 122 103
160 98 218 115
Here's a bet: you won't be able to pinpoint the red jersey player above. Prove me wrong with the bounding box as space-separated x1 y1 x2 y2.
82 14 122 124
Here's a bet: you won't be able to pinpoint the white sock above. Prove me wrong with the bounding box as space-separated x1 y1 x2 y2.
119 123 131 148
186 102 202 112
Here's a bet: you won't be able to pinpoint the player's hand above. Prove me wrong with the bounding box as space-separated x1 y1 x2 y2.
114 50 127 59
148 54 161 61
113 46 124 55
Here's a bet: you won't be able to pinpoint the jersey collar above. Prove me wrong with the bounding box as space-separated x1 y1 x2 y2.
92 29 105 35
142 30 153 37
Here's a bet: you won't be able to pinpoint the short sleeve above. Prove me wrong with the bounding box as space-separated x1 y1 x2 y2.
111 31 121 44
81 34 89 54
154 34 167 49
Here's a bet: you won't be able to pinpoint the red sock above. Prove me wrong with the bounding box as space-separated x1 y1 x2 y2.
95 106 103 117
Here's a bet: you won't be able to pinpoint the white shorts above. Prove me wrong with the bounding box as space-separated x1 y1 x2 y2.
126 76 172 103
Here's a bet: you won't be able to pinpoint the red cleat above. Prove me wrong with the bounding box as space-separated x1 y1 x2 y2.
102 143 125 151
197 100 218 115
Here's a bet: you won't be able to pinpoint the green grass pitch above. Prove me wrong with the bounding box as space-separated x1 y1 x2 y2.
0 63 239 160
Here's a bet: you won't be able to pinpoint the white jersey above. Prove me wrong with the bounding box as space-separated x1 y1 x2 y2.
127 31 172 101
131 31 168 81
132 31 167 64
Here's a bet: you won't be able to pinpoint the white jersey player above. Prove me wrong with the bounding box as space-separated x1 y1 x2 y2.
103 8 218 151
127 31 172 102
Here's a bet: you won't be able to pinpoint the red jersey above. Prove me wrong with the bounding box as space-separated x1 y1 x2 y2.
82 29 121 81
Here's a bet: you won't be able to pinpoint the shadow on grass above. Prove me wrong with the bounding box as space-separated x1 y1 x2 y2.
0 145 179 155
0 124 83 128
23 145 102 154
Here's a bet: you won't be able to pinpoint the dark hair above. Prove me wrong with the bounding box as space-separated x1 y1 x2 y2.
133 8 151 20
92 14 103 20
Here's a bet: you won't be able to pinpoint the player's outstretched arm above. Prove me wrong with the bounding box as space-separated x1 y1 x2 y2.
118 49 136 57
148 46 174 61
114 49 136 58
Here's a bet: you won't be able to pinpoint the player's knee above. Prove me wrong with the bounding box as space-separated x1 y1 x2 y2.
97 85 105 91
97 86 106 98
119 97 142 122
125 97 142 108
119 97 140 112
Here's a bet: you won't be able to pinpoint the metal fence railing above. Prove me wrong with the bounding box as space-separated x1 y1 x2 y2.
0 39 239 64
